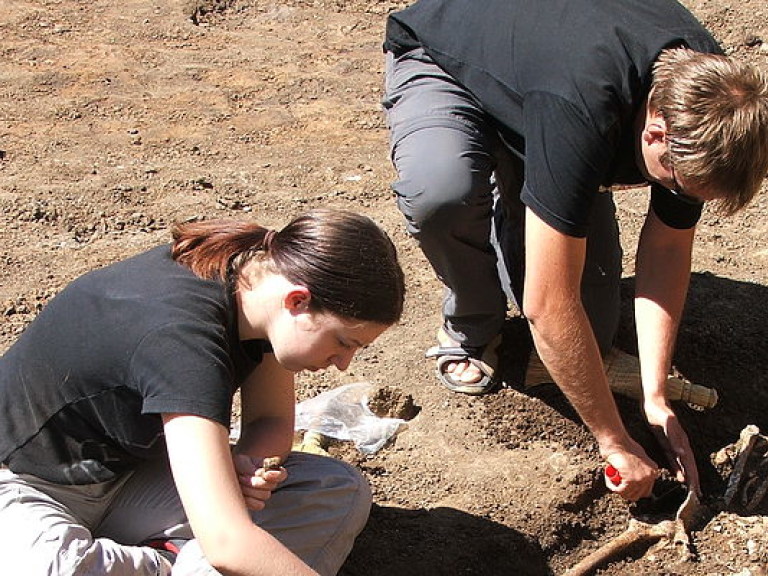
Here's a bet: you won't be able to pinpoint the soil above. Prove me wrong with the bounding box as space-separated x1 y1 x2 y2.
1 1 767 574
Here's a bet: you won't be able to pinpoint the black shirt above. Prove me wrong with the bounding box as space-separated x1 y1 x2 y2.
386 0 720 236
0 245 269 484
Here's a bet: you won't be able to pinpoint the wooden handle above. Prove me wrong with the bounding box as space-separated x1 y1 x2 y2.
525 348 718 409
664 376 718 409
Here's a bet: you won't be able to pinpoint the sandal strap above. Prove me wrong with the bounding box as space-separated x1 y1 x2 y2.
425 344 483 359
426 334 502 391
433 355 496 395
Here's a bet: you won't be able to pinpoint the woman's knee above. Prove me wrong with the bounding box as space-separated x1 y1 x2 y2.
284 452 371 527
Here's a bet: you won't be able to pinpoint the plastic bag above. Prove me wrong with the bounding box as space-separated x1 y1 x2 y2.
294 382 408 454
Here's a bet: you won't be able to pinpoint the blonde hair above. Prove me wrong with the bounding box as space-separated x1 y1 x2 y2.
650 48 768 214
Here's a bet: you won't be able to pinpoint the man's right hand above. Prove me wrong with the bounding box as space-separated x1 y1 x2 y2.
603 440 659 501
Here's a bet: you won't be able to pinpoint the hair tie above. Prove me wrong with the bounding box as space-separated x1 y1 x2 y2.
263 229 277 251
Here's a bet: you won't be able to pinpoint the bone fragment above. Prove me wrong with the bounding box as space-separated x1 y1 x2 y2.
564 519 675 576
262 456 282 471
720 425 768 513
565 490 706 576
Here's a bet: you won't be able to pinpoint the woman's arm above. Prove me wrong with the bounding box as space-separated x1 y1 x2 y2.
234 353 296 460
162 413 317 576
228 354 297 511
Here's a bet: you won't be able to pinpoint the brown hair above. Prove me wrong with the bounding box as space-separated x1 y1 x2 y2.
171 209 405 325
650 48 768 214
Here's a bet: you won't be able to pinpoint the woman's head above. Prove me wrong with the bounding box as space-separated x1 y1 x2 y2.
649 48 768 214
171 209 405 326
266 209 405 325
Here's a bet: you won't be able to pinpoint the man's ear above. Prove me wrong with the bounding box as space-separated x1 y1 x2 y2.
643 109 668 146
284 286 311 314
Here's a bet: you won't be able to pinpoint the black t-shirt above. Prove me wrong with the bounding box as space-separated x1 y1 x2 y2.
385 0 720 236
0 245 270 485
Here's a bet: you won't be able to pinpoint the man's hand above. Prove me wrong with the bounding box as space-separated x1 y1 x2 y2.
232 454 287 511
643 398 701 495
633 209 699 494
603 438 659 501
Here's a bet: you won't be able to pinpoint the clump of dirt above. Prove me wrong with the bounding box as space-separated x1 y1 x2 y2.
181 0 236 25
368 385 420 421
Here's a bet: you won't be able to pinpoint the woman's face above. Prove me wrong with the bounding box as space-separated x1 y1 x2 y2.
272 309 388 373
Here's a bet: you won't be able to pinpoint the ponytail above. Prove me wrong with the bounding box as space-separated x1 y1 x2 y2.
171 219 273 281
171 210 405 325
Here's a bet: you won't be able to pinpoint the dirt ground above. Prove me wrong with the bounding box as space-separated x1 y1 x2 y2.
1 0 767 574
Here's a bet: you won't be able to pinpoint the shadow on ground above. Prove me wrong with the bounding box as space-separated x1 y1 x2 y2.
617 272 768 495
340 504 551 576
490 271 768 497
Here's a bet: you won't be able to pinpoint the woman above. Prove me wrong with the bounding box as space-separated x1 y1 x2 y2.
0 209 406 576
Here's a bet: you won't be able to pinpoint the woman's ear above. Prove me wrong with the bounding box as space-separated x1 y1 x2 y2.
284 286 311 314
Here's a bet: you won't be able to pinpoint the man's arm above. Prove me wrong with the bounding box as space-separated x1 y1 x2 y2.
523 207 658 500
634 207 700 493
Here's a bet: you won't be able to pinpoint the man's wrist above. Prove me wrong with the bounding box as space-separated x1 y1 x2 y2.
596 431 634 459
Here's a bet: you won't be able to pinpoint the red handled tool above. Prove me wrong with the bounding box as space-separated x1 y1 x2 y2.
604 465 689 515
605 464 622 486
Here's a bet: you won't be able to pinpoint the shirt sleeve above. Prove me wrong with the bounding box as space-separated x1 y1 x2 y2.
520 91 618 238
130 321 235 427
649 183 703 229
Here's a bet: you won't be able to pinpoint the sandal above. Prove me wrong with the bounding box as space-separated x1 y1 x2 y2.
425 332 502 395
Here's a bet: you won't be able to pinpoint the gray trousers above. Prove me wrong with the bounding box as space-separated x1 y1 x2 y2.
0 452 371 576
383 48 622 354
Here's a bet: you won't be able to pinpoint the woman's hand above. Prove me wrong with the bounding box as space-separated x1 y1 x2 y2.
232 454 288 511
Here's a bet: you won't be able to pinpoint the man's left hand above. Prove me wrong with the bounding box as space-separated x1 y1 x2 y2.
643 399 701 495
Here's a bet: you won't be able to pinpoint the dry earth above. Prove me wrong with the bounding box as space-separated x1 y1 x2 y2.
1 1 767 574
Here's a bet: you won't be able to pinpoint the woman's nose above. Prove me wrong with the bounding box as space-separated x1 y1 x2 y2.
332 349 355 371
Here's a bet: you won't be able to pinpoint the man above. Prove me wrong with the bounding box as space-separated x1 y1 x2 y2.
382 0 768 501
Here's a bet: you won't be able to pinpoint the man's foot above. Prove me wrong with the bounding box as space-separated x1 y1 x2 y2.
425 329 501 395
436 330 486 383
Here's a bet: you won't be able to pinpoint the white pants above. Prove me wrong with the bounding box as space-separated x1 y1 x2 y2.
0 452 371 576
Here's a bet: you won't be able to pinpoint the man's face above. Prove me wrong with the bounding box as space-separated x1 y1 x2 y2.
638 110 718 204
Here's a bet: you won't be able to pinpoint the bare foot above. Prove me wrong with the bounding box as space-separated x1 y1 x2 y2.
437 330 485 384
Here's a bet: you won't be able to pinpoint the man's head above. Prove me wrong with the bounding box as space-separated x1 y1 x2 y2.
648 47 768 214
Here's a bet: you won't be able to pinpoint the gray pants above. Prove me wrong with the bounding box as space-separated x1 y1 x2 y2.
383 48 622 353
0 453 371 576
